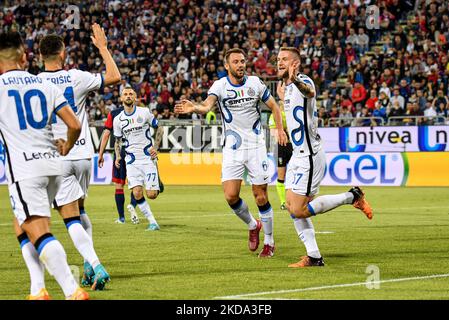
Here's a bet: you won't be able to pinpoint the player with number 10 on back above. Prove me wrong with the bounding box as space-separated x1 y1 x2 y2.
276 47 373 268
0 31 88 300
175 48 288 258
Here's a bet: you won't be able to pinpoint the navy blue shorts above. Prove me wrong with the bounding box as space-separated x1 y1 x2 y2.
112 148 127 185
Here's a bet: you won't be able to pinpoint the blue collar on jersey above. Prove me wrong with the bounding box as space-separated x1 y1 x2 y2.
226 75 247 87
124 105 136 116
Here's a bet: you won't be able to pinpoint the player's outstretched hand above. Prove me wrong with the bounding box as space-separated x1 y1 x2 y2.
149 147 158 160
277 129 288 146
98 154 104 168
174 100 194 114
115 158 121 169
91 23 108 50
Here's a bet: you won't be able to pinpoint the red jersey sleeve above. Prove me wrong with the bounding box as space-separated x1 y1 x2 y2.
104 112 113 130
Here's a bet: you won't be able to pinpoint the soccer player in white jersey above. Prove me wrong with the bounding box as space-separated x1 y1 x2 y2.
36 25 121 289
0 31 88 300
113 87 161 231
276 47 373 267
175 48 288 258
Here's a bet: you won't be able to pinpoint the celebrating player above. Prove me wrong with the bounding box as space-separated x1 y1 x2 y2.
113 87 161 231
37 24 120 289
0 31 88 300
276 47 373 267
175 48 288 258
98 106 139 224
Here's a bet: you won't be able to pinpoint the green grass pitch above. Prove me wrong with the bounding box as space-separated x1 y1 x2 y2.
1 185 449 300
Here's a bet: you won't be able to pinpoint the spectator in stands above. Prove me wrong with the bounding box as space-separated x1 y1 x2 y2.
372 101 388 125
388 100 404 125
365 89 378 111
318 106 329 127
338 106 353 127
391 87 406 110
356 106 372 127
328 103 339 127
351 81 367 106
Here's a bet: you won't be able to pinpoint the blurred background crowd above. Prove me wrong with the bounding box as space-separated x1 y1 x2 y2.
1 0 449 126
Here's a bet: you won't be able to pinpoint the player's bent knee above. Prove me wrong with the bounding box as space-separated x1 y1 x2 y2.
289 204 309 219
224 193 240 206
133 188 144 200
146 190 158 200
254 193 268 206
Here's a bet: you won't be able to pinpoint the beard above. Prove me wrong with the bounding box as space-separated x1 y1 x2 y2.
277 68 289 80
124 98 134 106
229 67 245 81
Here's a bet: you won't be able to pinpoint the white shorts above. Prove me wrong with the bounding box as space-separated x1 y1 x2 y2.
127 161 160 191
8 176 62 226
221 146 269 185
285 149 326 197
67 159 91 196
54 160 87 207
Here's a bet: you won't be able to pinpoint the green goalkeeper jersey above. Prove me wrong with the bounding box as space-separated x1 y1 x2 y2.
268 111 288 130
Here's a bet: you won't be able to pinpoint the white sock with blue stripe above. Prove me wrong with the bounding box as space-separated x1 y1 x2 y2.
307 193 354 215
258 202 274 245
79 207 93 238
18 234 45 296
292 217 321 259
136 197 157 224
230 198 257 230
36 234 78 297
65 217 100 269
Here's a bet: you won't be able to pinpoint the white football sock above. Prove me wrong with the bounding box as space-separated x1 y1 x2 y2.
66 221 100 269
258 203 274 245
137 200 157 224
308 192 354 215
231 199 257 230
293 217 321 259
37 238 79 297
80 213 93 238
21 241 45 296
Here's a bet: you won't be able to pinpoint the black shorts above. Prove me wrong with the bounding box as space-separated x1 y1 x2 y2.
112 148 127 185
277 142 293 167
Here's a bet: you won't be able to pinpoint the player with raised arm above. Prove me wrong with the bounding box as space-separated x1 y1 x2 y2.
98 105 138 224
175 48 288 258
277 47 373 267
113 87 161 231
37 24 120 289
0 31 88 300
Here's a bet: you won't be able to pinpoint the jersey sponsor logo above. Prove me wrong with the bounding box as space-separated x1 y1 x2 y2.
23 150 60 162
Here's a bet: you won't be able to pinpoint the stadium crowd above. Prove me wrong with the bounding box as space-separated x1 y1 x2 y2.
1 0 449 126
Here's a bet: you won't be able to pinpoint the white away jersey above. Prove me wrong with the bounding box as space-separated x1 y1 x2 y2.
113 106 158 165
0 70 67 183
208 75 271 150
38 69 104 160
283 74 322 157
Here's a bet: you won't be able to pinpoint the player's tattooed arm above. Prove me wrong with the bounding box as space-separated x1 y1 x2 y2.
292 78 315 98
288 60 315 98
114 137 123 168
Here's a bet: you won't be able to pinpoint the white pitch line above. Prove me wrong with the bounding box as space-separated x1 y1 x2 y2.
214 273 449 300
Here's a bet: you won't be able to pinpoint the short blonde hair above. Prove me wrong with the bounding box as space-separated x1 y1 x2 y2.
279 47 301 59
